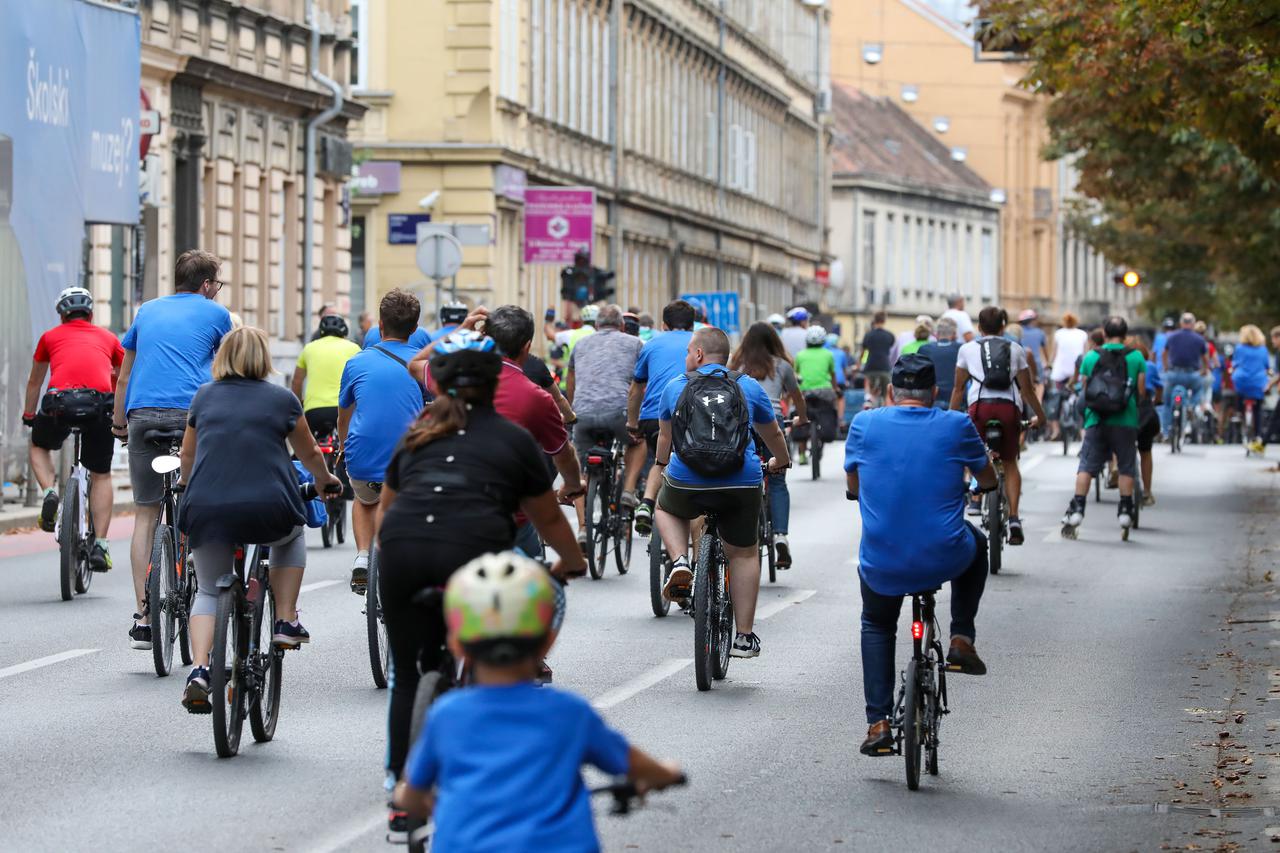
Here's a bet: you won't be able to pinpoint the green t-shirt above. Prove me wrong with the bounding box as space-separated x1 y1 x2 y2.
900 339 927 356
795 346 836 392
1079 343 1146 428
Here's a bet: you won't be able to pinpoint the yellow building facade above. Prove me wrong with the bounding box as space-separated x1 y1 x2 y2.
349 0 828 329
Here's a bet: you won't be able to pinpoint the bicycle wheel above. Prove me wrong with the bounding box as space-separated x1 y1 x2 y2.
811 439 823 481
986 488 1002 576
760 503 776 584
407 670 452 853
613 504 633 575
210 586 247 757
1093 474 1101 503
58 487 78 601
712 551 733 681
249 581 283 743
367 548 390 689
149 525 177 677
335 501 347 544
693 542 715 691
321 511 333 548
584 473 605 580
1132 479 1142 530
925 671 940 776
648 537 670 617
903 659 923 790
178 546 195 667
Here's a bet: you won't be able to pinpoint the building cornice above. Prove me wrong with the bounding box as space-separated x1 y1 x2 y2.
180 57 368 123
834 172 999 212
355 142 539 171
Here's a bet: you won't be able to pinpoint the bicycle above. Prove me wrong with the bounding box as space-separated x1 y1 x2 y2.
692 511 733 691
367 546 390 688
53 423 96 602
977 420 1011 576
886 589 956 791
648 532 671 617
1059 386 1082 457
144 427 195 677
758 476 776 585
1169 385 1191 454
591 773 688 815
314 432 347 548
583 432 633 580
803 392 833 481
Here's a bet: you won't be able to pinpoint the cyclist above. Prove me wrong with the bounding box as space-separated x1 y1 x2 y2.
621 310 641 337
338 289 426 591
22 287 123 567
729 322 808 568
825 332 849 424
898 320 932 358
361 301 434 351
393 553 681 850
356 311 373 346
564 304 598 363
918 317 960 410
767 313 786 333
1060 317 1147 534
566 304 644 547
940 294 976 343
291 314 360 438
951 307 1046 546
1258 326 1280 453
1018 309 1050 402
637 311 656 342
1161 312 1210 436
794 325 838 466
780 307 810 356
655 327 790 658
845 354 994 756
625 300 696 535
112 249 233 651
1233 325 1270 452
1047 312 1088 441
376 334 585 789
860 311 895 409
1128 336 1160 506
176 326 341 711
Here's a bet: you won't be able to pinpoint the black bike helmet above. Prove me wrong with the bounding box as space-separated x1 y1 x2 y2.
56 286 94 318
318 314 349 338
439 300 469 326
429 331 503 389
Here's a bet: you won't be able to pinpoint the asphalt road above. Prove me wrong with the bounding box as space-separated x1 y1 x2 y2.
2 441 1277 852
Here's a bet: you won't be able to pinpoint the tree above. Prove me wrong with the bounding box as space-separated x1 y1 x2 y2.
982 0 1280 329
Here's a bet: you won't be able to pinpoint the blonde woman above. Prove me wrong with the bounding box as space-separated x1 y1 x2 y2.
1047 312 1088 440
1233 324 1270 444
177 326 340 713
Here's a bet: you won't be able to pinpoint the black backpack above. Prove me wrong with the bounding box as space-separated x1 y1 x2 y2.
977 337 1013 390
671 368 751 477
1084 347 1133 416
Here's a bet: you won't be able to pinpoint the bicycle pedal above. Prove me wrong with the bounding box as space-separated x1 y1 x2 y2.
943 664 965 673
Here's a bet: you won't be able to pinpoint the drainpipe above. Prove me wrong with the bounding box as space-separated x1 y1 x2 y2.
715 0 726 292
304 0 344 340
608 0 621 276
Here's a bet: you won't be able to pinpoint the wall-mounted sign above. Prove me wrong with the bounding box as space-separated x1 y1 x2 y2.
679 291 741 334
495 164 526 203
388 213 430 244
352 160 402 196
523 187 594 264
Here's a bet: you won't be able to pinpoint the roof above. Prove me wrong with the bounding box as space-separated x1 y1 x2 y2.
829 85 992 198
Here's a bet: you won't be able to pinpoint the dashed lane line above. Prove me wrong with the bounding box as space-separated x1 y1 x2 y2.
299 579 343 594
592 658 693 710
0 648 99 680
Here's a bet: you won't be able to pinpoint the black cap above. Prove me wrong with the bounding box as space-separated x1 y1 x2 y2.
892 353 936 390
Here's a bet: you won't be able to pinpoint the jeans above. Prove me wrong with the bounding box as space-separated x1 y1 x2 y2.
759 416 790 534
513 521 544 560
1163 369 1202 427
859 523 988 724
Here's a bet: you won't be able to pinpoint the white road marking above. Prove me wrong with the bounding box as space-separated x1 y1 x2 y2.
755 588 816 621
299 579 342 594
307 809 387 853
1021 453 1047 473
0 648 99 680
592 659 692 710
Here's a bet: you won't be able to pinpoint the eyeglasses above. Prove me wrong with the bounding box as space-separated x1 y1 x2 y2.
205 279 226 294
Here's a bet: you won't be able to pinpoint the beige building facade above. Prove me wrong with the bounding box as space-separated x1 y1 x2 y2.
349 0 828 332
829 0 1137 323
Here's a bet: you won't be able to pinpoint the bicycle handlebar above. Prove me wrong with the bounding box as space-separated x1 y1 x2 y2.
300 482 344 502
590 774 688 815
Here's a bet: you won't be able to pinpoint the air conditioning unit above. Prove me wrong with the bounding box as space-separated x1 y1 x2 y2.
319 135 353 179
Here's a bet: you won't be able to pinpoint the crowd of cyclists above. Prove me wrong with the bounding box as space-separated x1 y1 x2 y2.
20 250 1280 847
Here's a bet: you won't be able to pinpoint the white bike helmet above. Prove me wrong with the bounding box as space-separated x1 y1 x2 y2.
767 313 785 329
56 286 93 317
580 304 600 325
805 325 827 346
445 552 556 662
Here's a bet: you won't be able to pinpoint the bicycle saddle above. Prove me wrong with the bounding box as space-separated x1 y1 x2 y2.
142 427 185 445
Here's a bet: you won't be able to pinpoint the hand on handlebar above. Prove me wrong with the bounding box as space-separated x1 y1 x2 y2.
550 554 587 581
319 472 343 495
557 482 586 504
766 457 790 474
635 762 686 796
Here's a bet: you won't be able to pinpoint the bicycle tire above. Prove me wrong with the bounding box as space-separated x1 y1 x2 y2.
693 543 715 691
903 659 923 790
594 480 612 577
407 670 451 853
712 545 732 681
149 525 177 677
249 582 283 743
74 486 93 595
583 473 603 580
367 548 390 689
613 509 632 575
925 677 940 776
210 585 246 757
336 502 346 544
1132 479 1142 530
811 439 823 481
648 538 670 617
178 547 195 667
1093 474 1101 503
58 487 78 601
760 503 776 584
986 488 1002 576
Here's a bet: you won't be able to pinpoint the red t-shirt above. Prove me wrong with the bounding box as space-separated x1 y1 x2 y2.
33 319 125 394
493 359 568 455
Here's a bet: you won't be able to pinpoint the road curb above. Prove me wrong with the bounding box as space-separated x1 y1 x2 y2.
0 499 136 535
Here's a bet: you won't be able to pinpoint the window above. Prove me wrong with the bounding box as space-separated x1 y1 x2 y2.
742 130 757 193
705 111 718 180
350 0 368 89
981 228 995 299
862 211 876 304
499 0 520 102
531 0 542 113
727 124 741 189
884 213 896 304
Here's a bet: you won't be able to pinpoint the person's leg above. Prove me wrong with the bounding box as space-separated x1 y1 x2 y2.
859 577 904 724
130 504 161 624
1141 450 1153 496
379 539 435 780
724 542 761 634
655 482 695 599
189 541 236 668
28 444 55 490
623 440 646 493
513 521 546 560
655 508 691 564
949 524 989 643
88 472 114 538
349 479 380 585
1005 461 1022 518
353 497 376 553
769 470 789 534
267 528 307 624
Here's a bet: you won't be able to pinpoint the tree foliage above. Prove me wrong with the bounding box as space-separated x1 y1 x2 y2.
982 0 1280 329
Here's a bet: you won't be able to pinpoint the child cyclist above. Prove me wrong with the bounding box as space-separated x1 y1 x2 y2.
394 552 683 851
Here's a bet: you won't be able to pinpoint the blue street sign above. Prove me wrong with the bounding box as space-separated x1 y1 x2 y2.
679 291 740 334
388 213 431 245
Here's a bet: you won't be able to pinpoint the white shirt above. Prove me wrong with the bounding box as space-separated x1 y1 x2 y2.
941 308 975 341
780 326 808 357
957 336 1028 407
1050 327 1089 382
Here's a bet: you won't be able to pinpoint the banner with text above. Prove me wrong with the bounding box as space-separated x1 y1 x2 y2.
523 187 594 264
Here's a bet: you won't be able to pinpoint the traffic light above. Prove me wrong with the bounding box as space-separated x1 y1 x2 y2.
560 258 615 306
1112 269 1141 288
589 267 615 303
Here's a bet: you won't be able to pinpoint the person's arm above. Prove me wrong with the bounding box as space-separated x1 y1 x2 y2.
1016 368 1046 427
788 388 809 425
392 782 434 821
290 366 306 401
23 361 48 419
625 380 645 430
626 745 684 794
287 415 341 490
546 380 575 423
179 425 197 484
552 444 585 503
656 419 673 464
758 419 790 471
1200 350 1210 375
950 366 971 412
519 489 587 579
565 365 576 405
1136 371 1147 402
112 350 135 437
1162 345 1170 371
828 357 839 393
408 307 492 383
337 404 354 453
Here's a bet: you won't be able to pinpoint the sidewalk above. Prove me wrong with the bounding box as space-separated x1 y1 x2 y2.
0 483 135 535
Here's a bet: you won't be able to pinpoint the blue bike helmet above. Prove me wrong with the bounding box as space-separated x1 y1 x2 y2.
786 306 809 323
429 331 502 389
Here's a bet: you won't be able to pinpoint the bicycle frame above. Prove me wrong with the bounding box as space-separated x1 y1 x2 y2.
219 544 276 698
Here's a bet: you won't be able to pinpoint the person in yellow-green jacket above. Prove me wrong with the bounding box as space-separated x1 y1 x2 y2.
793 325 839 465
291 314 362 438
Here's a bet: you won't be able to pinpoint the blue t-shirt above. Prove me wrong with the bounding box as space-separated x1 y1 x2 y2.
634 330 693 420
362 326 431 350
844 406 989 596
1164 329 1207 369
1232 344 1270 399
1145 359 1163 390
1020 325 1047 372
1152 331 1169 363
658 365 775 488
825 344 849 387
121 293 232 413
918 340 961 395
338 340 424 481
406 683 629 853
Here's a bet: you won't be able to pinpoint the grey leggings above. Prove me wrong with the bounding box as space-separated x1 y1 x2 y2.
191 527 307 617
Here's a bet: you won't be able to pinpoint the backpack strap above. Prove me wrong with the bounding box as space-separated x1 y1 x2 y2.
372 344 410 369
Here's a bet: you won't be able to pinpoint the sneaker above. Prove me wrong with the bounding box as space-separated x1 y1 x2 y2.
1061 496 1086 528
730 631 761 658
1142 492 1155 508
946 636 987 675
860 720 894 756
1007 517 1024 546
966 495 983 517
1106 469 1120 490
773 534 792 569
662 556 693 602
797 451 809 466
273 619 310 649
351 551 369 593
1248 439 1266 456
576 527 589 552
88 540 112 573
634 501 654 536
1117 500 1135 529
182 666 211 713
39 489 58 533
619 490 639 510
386 810 409 845
129 616 152 650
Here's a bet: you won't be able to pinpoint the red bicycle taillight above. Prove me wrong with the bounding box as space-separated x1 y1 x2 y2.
911 621 924 640
320 444 334 454
587 455 603 465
